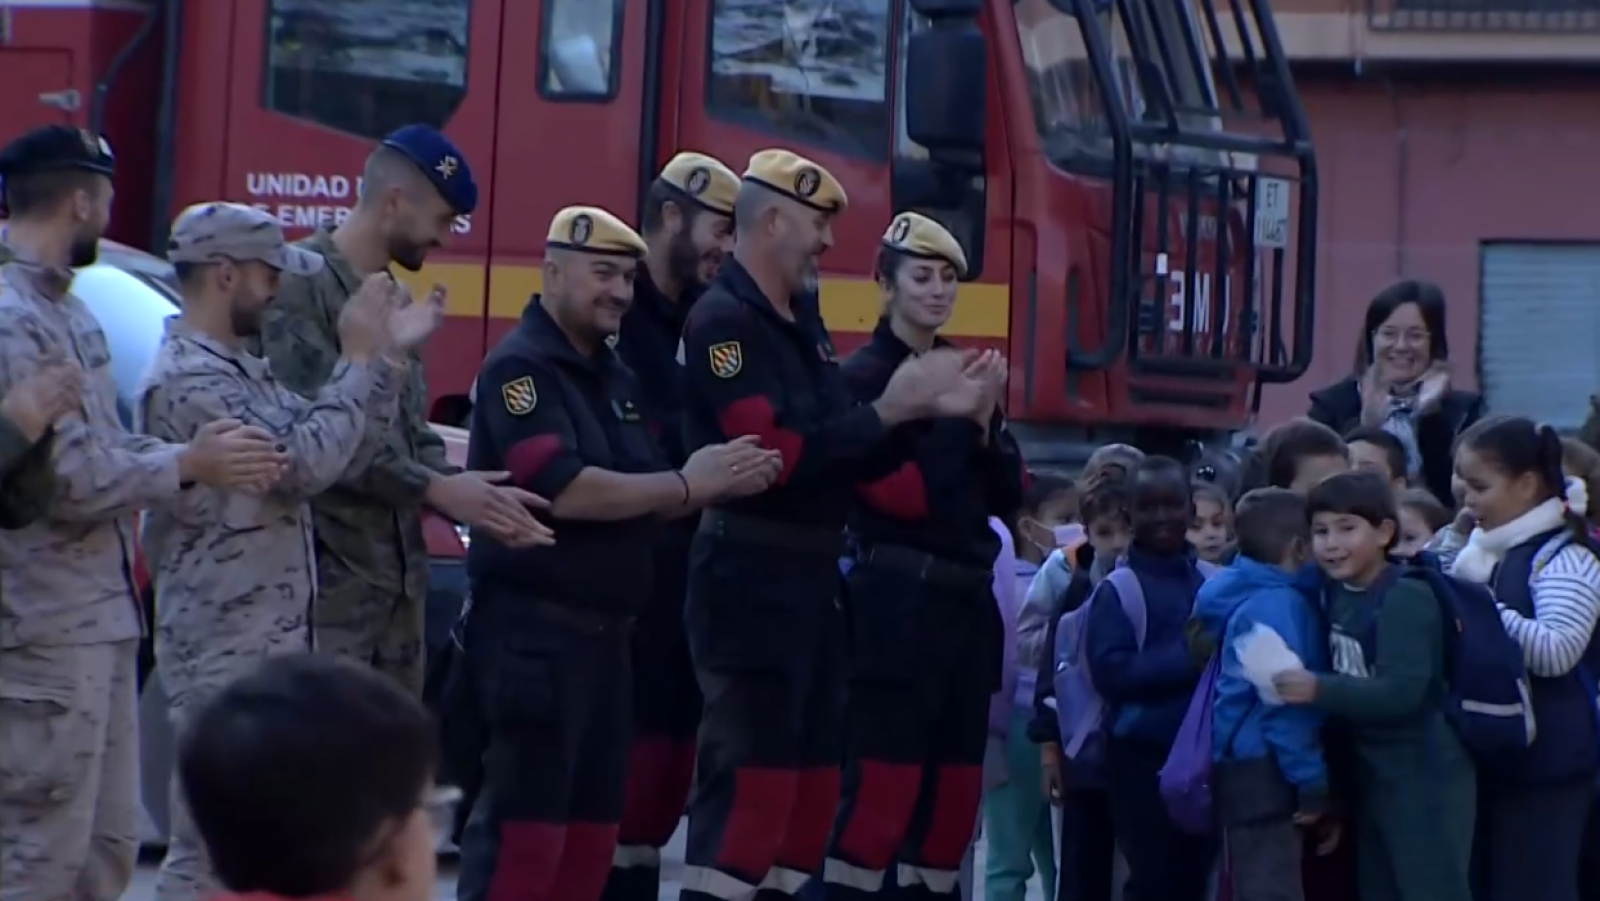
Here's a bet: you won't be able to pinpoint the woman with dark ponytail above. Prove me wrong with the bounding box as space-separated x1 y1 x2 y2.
1451 415 1600 901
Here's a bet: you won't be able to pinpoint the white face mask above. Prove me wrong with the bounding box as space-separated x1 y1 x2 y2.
1052 523 1084 547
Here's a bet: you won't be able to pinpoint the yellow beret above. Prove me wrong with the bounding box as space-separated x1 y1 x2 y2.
882 212 968 277
658 152 740 216
545 205 647 258
742 148 848 214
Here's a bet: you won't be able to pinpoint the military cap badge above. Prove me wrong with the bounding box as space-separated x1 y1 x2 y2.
569 213 593 246
794 167 820 199
502 375 538 415
890 216 912 244
686 167 711 196
436 155 458 179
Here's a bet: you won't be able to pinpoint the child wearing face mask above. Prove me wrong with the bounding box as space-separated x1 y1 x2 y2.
982 474 1076 901
1449 417 1600 901
1030 473 1134 901
1273 471 1476 901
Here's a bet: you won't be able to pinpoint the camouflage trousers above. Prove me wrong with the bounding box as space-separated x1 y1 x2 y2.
0 640 140 901
313 570 426 697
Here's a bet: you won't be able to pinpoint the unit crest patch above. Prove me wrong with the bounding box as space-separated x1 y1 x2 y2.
708 341 743 379
502 375 538 415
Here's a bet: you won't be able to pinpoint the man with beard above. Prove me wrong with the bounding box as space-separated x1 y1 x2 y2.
676 149 995 901
602 151 740 901
0 126 289 901
456 205 781 901
260 124 548 696
140 202 511 901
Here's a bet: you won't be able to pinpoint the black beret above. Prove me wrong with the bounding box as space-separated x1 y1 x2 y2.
0 126 115 182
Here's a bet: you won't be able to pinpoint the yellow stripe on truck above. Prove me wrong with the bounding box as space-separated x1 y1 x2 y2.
393 262 1010 338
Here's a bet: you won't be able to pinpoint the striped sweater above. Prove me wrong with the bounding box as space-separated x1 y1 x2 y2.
1498 540 1600 677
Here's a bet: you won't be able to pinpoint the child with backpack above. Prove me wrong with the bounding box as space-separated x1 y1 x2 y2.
1031 472 1134 901
1084 457 1217 901
983 473 1076 901
1451 417 1600 901
1193 488 1329 901
1272 471 1476 901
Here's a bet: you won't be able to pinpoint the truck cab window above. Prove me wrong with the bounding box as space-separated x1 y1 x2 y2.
540 0 625 99
263 0 471 140
891 8 985 279
707 0 892 160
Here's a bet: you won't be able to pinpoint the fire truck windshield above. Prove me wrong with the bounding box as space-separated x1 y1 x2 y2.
1012 0 1227 169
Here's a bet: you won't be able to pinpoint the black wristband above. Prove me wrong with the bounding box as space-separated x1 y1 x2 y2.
674 470 691 505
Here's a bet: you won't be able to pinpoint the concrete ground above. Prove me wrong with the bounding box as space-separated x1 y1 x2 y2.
122 819 1052 901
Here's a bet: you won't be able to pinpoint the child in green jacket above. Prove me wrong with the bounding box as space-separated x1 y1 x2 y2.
1272 471 1475 901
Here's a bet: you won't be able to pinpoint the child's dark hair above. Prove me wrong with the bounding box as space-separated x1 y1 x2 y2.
1397 487 1451 534
1345 425 1409 482
1234 487 1309 563
1021 470 1076 517
1079 474 1131 526
1192 479 1231 515
1460 415 1588 542
1081 443 1145 490
1308 471 1399 549
1262 418 1347 489
179 655 437 897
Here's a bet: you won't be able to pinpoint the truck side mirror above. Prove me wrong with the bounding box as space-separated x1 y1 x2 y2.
904 19 986 157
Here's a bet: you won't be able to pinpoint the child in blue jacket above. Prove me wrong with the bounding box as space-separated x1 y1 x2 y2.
1193 488 1330 901
1085 456 1215 901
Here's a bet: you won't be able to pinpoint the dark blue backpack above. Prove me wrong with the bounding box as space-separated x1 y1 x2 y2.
1374 564 1535 767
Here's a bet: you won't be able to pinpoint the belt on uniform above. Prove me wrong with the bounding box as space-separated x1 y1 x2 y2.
856 543 994 591
697 509 846 557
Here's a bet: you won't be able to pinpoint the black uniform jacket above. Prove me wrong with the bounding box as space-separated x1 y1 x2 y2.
679 259 898 531
1307 376 1483 509
841 319 1027 568
467 299 665 616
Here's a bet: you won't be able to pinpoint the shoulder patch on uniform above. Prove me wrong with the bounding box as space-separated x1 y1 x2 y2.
502 375 537 415
707 341 743 379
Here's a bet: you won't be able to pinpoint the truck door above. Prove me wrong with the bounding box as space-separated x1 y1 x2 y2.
174 0 505 400
488 0 642 349
0 48 76 135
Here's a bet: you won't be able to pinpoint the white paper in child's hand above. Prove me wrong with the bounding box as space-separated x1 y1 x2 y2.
1234 622 1303 706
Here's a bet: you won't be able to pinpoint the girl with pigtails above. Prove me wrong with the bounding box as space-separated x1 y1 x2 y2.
1450 415 1600 901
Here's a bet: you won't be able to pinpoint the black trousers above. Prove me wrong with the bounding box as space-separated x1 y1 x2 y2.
1057 788 1117 901
680 533 847 901
456 597 633 901
1106 737 1218 901
1475 778 1596 901
821 563 999 901
604 540 702 901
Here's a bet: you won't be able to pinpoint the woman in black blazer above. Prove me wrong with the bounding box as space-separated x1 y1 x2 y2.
1306 280 1484 509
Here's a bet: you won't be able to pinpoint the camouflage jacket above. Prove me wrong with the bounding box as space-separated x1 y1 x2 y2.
0 260 186 648
0 243 57 530
138 319 399 691
258 229 459 601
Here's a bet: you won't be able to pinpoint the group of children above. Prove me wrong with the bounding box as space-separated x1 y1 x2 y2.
982 415 1600 901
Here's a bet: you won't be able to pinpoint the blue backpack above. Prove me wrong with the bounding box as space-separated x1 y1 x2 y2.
1370 564 1535 767
1051 559 1220 779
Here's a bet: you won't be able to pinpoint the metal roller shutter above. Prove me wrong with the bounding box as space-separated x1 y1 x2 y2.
1479 243 1600 431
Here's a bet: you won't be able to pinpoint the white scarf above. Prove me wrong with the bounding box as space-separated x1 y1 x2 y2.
1452 486 1581 584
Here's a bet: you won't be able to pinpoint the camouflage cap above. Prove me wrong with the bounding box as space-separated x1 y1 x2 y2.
166 202 323 275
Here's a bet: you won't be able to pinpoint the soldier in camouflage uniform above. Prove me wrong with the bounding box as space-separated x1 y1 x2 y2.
259 124 549 695
137 202 456 901
0 243 80 528
0 126 288 901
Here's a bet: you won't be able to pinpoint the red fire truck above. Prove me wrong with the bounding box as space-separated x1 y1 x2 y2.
1 0 1317 464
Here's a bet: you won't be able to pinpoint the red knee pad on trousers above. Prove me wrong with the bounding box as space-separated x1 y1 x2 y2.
917 765 983 868
717 767 800 879
552 822 622 901
489 821 567 901
777 766 843 870
834 762 920 868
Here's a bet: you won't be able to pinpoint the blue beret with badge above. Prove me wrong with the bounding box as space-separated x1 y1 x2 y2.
381 124 478 215
0 125 116 181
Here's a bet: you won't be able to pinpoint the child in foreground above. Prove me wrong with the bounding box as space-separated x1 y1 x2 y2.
1273 471 1475 901
180 655 451 901
1195 488 1329 901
